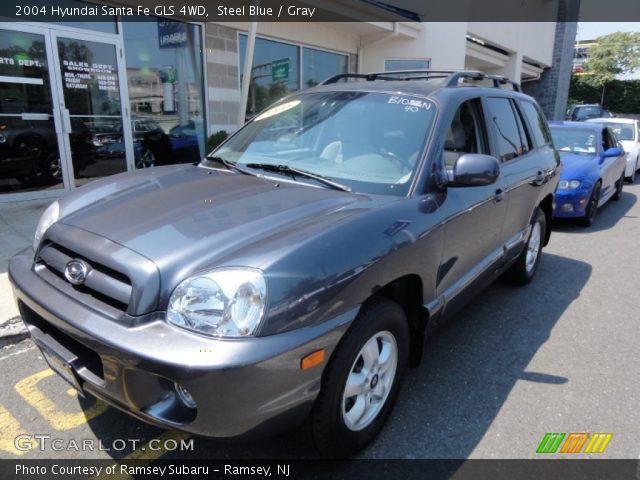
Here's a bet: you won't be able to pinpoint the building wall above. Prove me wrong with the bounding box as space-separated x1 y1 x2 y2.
359 23 468 72
205 23 241 135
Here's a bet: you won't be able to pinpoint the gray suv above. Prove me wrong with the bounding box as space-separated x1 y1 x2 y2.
9 70 560 457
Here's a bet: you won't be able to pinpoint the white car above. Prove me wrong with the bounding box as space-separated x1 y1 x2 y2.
587 117 640 183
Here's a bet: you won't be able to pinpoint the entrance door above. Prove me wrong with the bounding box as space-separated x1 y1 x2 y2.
0 25 132 200
0 27 65 196
50 30 132 188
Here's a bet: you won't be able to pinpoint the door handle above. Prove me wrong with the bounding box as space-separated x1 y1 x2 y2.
494 188 504 202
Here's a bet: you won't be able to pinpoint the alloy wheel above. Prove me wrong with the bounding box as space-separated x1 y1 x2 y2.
341 331 398 431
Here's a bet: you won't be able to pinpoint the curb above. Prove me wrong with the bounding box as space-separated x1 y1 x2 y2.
0 316 29 348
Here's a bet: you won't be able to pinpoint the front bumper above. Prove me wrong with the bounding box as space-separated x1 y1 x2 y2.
8 248 355 439
553 189 591 218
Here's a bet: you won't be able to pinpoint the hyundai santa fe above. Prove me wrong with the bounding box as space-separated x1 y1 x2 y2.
9 70 560 457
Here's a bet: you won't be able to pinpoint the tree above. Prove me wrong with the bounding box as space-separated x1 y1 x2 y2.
579 31 640 104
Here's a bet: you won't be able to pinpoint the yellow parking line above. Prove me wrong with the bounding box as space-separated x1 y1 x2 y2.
14 369 109 431
0 404 32 456
93 431 192 480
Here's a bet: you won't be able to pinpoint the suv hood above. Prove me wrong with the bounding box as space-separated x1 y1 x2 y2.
58 164 380 270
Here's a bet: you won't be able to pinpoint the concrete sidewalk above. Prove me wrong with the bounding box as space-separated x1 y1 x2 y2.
0 199 50 343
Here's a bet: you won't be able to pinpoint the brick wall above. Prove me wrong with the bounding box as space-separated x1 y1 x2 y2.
205 24 241 135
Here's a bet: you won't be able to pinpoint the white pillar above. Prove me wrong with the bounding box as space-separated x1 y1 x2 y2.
238 20 258 128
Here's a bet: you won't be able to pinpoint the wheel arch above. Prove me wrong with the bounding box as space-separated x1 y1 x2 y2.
360 274 427 368
538 193 554 246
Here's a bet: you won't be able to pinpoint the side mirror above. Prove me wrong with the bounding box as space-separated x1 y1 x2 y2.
603 147 623 158
446 154 500 187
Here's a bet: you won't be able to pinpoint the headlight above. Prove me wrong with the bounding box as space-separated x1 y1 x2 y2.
558 180 581 190
167 269 267 338
33 201 60 251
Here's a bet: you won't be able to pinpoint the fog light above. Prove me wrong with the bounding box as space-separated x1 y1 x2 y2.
174 383 196 408
560 203 574 212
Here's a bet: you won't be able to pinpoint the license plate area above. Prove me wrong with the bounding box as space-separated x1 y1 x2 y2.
37 339 84 395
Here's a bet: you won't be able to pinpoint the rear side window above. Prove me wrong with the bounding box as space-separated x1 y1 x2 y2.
486 97 529 161
520 101 552 147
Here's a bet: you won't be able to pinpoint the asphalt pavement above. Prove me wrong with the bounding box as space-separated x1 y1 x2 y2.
0 182 638 460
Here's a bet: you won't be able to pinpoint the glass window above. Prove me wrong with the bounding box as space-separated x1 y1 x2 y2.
122 19 206 169
0 29 63 194
598 122 636 141
443 99 486 168
239 35 300 117
486 97 528 161
385 59 430 71
302 47 348 87
208 91 436 196
520 101 552 147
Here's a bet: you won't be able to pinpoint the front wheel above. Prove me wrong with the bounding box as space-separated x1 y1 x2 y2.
612 172 624 200
504 207 546 285
309 299 409 457
579 182 601 227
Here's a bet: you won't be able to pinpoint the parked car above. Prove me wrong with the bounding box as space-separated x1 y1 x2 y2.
586 117 640 183
9 70 560 457
566 104 613 122
549 121 627 226
0 116 94 185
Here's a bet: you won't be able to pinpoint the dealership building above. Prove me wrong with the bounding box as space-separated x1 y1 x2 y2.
0 0 576 202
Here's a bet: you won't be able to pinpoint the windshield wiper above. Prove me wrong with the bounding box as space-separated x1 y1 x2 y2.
204 155 254 176
245 163 352 192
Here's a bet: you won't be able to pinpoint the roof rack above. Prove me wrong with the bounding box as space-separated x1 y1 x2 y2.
321 69 521 92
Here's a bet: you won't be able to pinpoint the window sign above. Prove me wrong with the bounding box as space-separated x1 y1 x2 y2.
157 20 188 49
271 58 289 82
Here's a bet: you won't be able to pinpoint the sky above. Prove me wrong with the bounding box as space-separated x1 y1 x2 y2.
576 22 640 41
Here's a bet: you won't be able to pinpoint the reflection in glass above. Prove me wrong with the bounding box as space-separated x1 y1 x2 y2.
123 20 206 167
239 35 300 117
0 29 63 194
303 47 348 87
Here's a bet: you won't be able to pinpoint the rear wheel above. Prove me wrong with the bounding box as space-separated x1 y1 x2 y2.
504 207 546 285
309 299 409 457
579 182 601 227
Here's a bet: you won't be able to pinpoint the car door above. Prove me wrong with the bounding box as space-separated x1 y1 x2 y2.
599 127 621 198
436 97 508 317
493 98 558 259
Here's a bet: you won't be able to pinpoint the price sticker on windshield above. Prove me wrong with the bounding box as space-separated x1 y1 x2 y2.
388 96 432 112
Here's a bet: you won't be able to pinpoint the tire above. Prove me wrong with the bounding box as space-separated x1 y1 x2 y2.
612 172 624 201
626 168 635 184
309 299 409 457
135 148 155 169
504 207 546 286
579 182 601 227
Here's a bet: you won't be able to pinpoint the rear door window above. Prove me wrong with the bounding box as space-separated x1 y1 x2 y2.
520 101 552 147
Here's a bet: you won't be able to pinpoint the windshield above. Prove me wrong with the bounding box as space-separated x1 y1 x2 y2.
550 127 598 155
202 91 436 195
599 122 636 141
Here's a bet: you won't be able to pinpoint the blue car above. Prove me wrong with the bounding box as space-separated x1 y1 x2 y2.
549 121 627 226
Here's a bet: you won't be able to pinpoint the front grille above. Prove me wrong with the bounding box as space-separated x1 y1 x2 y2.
36 242 132 315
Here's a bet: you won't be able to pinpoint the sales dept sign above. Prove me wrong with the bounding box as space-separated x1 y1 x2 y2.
272 59 289 82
